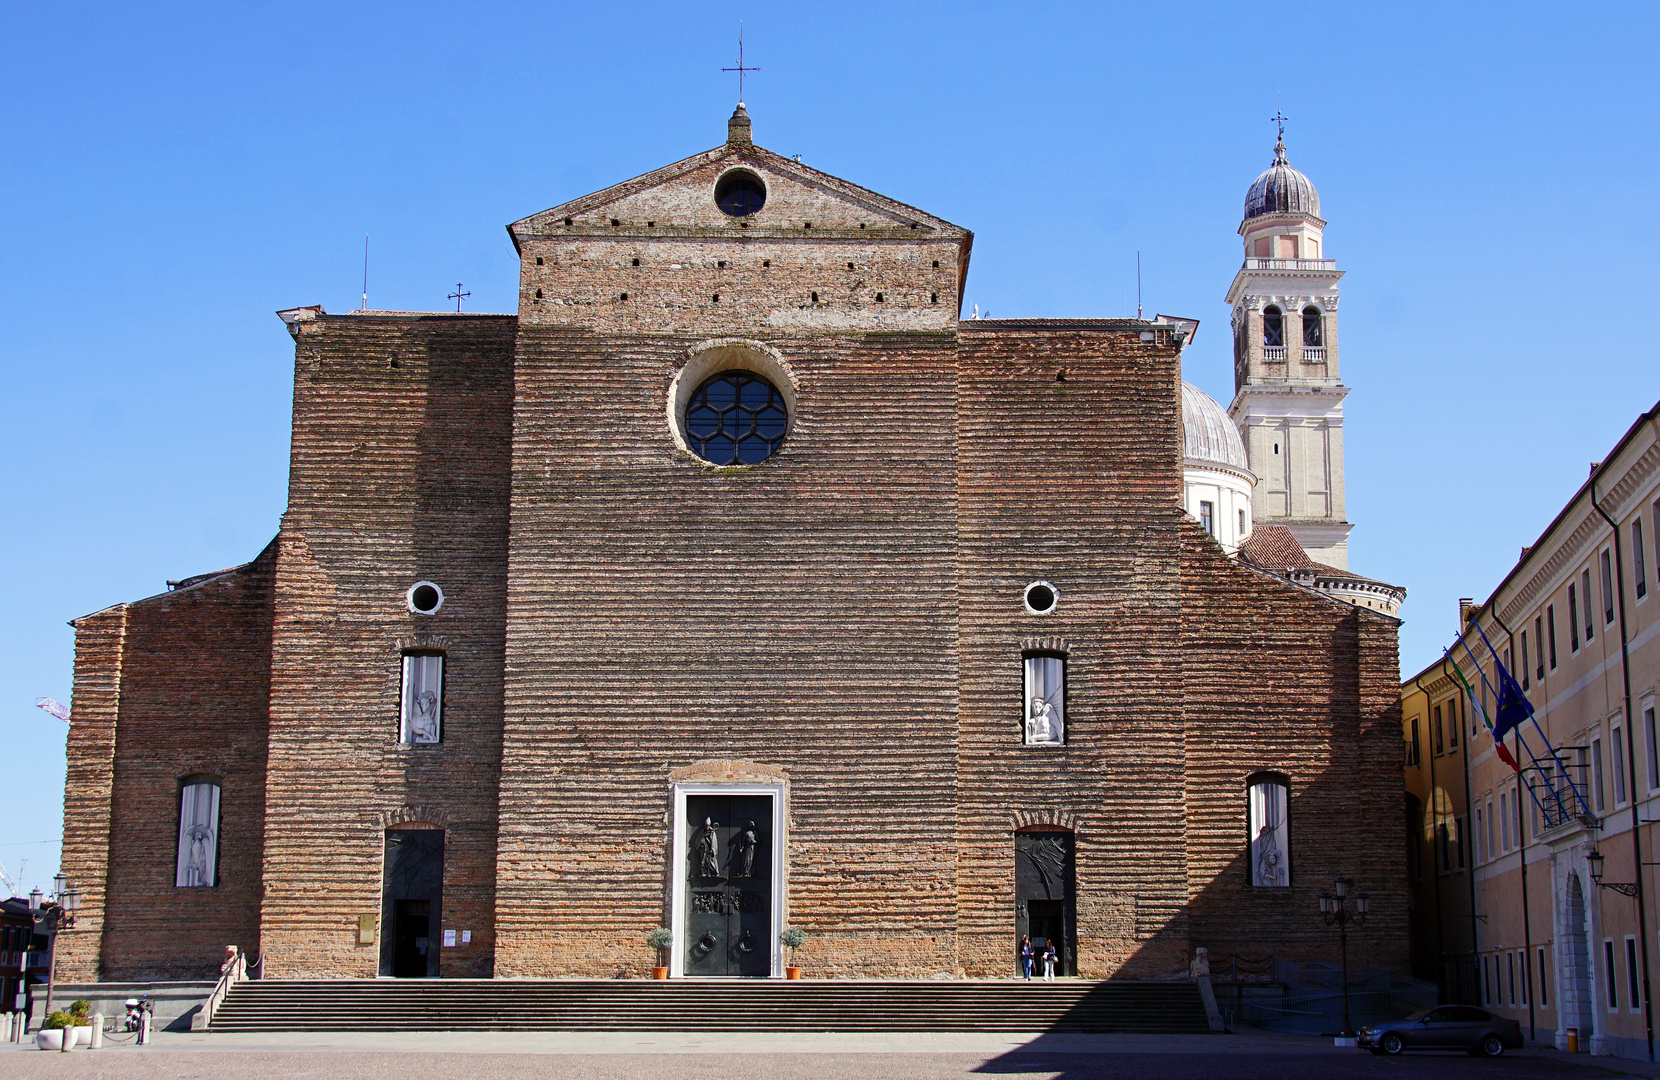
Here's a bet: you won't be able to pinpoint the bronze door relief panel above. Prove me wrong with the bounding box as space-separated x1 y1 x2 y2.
1015 830 1075 976
684 794 772 976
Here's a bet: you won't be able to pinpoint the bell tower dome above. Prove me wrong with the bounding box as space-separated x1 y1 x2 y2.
1225 130 1352 568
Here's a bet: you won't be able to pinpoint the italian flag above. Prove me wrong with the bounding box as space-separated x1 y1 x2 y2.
1451 661 1520 772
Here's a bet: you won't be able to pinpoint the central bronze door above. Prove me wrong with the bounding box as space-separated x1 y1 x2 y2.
684 794 772 976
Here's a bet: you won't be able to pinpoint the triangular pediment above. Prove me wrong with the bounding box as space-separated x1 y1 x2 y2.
508 136 970 245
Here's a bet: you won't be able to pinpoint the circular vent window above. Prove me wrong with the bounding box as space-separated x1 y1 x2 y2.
715 169 767 217
1023 581 1058 615
407 581 444 615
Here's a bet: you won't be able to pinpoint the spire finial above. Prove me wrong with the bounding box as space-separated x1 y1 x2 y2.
1270 105 1289 165
722 23 759 107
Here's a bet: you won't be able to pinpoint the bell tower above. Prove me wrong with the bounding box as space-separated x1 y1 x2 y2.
1226 130 1352 568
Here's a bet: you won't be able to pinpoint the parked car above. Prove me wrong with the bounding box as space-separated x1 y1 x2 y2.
1358 1006 1524 1057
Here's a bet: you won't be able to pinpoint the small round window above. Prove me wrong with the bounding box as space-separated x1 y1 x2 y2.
1024 581 1058 615
715 170 766 217
407 581 444 615
684 370 787 465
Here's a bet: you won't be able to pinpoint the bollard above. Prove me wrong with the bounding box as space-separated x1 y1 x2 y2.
1 1012 10 1043
89 1014 103 1049
1567 1027 1579 1053
137 1008 150 1045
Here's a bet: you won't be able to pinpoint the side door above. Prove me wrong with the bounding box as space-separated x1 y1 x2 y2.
1412 1007 1459 1047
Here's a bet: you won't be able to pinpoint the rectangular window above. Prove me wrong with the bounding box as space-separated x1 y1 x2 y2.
399 652 444 745
1604 550 1616 624
175 779 221 888
1521 950 1529 1005
1248 777 1290 886
1023 654 1066 745
1594 736 1607 812
1433 705 1445 756
1531 789 1540 838
1239 508 1247 537
1608 939 1620 1010
1647 704 1659 792
1547 605 1558 669
1637 519 1648 599
1585 569 1596 642
1540 947 1550 1007
1614 726 1628 805
1628 937 1641 1010
1535 616 1545 680
1570 584 1581 651
1486 798 1496 860
1447 697 1459 748
1410 717 1421 767
1199 500 1215 537
1508 951 1516 1006
1475 805 1486 863
1482 953 1491 1004
1521 631 1530 689
1500 791 1511 852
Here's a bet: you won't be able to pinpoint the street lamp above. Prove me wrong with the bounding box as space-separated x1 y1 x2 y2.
32 876 80 1029
1588 848 1640 898
1319 876 1369 1039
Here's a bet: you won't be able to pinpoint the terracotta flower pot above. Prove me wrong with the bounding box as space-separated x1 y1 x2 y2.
652 966 669 979
786 967 802 980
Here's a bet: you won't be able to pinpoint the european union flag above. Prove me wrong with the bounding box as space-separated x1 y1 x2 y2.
1493 669 1531 741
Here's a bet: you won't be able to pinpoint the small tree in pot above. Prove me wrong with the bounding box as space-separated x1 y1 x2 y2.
646 927 673 978
779 927 806 979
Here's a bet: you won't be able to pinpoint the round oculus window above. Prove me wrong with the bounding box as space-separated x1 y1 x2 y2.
714 170 766 217
1023 581 1058 615
407 581 444 615
684 370 787 465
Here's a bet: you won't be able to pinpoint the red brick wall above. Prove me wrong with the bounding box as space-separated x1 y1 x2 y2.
1181 526 1408 969
260 313 515 977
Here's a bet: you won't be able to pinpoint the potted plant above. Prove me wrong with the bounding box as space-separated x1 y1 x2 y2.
36 1011 73 1051
779 927 806 979
646 927 673 979
68 1000 93 1047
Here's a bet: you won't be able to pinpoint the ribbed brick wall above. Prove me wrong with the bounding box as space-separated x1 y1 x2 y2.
494 323 963 978
956 322 1189 978
1180 527 1407 968
260 313 515 978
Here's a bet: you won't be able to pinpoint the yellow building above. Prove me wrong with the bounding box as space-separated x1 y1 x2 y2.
1403 401 1660 1059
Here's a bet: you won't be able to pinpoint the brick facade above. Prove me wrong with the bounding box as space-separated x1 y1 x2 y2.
59 108 1406 981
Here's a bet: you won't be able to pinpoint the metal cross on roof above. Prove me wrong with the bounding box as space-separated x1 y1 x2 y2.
448 283 470 312
722 24 759 105
1271 107 1289 142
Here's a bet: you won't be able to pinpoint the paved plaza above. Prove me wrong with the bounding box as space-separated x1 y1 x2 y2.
6 1029 1660 1079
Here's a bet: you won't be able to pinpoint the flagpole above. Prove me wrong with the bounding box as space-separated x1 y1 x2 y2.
1443 653 1482 1004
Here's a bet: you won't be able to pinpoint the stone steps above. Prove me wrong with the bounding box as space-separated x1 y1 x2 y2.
211 978 1214 1033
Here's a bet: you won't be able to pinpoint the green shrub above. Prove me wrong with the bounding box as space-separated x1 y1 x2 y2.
42 1011 71 1031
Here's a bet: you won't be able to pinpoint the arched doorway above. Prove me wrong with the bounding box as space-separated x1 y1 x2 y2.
1560 871 1594 1042
380 828 444 978
1015 829 1075 976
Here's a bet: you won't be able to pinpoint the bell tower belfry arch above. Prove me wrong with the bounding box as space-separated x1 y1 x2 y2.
1226 129 1353 568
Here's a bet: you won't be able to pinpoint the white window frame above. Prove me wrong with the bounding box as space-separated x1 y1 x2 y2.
1613 723 1629 806
400 652 445 745
1594 736 1607 813
1606 937 1620 1012
1646 699 1659 793
175 778 221 888
1628 936 1642 1012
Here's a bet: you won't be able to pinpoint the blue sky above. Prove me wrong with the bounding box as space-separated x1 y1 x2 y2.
3 1 1657 892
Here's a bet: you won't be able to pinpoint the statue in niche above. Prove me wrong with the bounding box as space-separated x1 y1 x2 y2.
693 817 721 877
1026 696 1061 744
183 824 214 886
729 820 758 878
410 691 439 743
1253 822 1285 887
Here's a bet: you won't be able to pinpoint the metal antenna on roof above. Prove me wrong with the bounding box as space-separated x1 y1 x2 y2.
722 23 759 105
362 236 369 311
1137 252 1143 320
448 283 470 312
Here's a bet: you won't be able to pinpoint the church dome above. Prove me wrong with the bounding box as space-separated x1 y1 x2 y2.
1182 381 1249 472
1244 140 1320 220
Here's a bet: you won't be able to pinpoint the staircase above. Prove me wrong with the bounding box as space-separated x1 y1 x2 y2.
211 978 1214 1033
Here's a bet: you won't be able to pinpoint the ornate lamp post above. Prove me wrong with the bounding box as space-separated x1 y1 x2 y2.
1588 848 1641 898
29 875 82 1027
1319 876 1368 1039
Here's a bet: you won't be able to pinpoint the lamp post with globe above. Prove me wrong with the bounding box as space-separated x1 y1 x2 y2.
1318 876 1368 1040
28 875 82 1028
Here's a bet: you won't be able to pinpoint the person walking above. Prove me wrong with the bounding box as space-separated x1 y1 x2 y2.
1042 941 1057 982
1018 934 1034 981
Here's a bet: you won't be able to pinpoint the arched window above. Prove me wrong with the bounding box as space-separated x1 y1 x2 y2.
175 776 221 888
1262 306 1284 348
1022 650 1066 746
1302 306 1323 347
1247 773 1290 887
401 652 445 745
